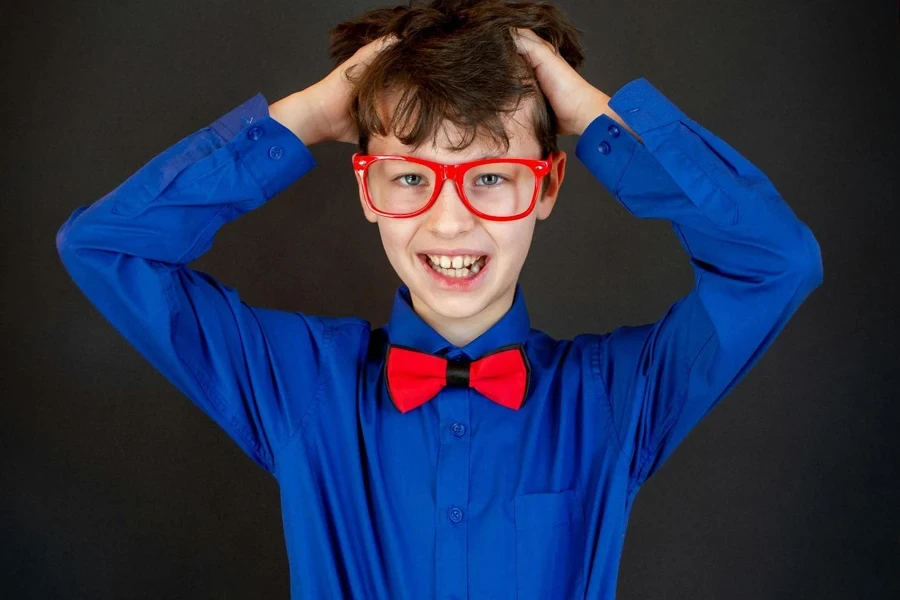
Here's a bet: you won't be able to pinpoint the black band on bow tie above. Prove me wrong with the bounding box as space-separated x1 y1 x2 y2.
445 358 470 388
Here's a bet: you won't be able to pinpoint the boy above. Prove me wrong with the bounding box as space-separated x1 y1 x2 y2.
55 0 823 598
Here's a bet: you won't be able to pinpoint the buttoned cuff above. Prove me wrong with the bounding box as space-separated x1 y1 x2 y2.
606 77 687 136
225 103 318 202
575 77 686 195
575 113 639 195
211 92 271 140
208 92 318 202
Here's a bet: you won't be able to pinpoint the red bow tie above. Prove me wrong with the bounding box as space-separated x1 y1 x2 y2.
385 344 531 413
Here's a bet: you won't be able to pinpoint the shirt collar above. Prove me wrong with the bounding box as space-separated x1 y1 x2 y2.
384 284 531 360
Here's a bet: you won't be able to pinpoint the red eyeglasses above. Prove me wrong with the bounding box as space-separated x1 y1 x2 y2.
352 153 552 221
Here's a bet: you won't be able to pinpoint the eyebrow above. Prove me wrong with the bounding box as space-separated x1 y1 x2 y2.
405 150 507 162
473 151 506 161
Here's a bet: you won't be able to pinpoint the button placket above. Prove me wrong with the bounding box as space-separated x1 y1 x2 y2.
433 379 470 600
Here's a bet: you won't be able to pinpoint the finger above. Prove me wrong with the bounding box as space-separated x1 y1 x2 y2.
510 29 563 76
512 27 559 56
510 31 540 71
352 34 400 65
375 33 400 52
343 34 399 79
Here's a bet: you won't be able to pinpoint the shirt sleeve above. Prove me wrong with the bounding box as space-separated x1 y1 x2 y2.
55 92 329 474
574 78 824 492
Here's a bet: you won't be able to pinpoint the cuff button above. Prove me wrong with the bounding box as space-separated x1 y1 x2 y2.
269 145 283 160
598 141 611 155
607 124 620 137
247 126 263 141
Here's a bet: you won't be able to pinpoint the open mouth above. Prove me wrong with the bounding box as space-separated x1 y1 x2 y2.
424 254 487 278
417 253 490 284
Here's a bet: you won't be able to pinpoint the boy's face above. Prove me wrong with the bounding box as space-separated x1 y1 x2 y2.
354 96 567 329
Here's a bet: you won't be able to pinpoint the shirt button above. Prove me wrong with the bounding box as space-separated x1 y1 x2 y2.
607 124 620 137
598 141 611 154
448 507 463 523
450 423 466 437
247 126 263 140
269 145 283 160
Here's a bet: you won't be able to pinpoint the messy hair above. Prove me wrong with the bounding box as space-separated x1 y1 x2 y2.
328 0 585 161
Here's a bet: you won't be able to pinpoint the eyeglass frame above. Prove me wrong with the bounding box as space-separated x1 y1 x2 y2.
351 153 553 221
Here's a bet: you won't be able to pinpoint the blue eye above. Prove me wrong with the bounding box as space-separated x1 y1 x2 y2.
396 174 425 186
476 174 505 186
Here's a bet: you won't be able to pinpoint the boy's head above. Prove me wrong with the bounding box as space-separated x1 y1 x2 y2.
329 0 584 333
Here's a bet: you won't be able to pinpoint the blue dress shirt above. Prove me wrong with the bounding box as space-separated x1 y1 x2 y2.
56 77 823 599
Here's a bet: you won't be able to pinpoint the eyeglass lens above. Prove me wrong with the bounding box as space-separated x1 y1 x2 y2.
364 159 536 217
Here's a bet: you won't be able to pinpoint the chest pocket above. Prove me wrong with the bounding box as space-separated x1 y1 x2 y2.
514 488 586 599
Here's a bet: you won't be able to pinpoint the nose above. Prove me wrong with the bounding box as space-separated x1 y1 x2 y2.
424 178 475 237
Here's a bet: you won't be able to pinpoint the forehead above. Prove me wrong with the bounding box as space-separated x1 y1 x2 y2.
369 91 542 161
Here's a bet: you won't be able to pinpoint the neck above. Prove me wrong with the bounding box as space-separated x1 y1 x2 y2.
409 284 516 348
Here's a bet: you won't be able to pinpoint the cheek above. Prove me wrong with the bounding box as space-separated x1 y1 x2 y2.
377 220 420 260
490 223 535 262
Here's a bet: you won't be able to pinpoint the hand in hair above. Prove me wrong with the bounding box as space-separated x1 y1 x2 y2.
269 34 399 146
511 27 640 142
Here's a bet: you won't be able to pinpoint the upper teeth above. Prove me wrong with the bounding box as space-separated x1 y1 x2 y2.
427 255 483 269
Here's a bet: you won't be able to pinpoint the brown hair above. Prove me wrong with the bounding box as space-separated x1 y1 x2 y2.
328 0 585 163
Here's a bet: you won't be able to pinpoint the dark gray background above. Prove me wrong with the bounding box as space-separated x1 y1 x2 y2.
3 0 898 598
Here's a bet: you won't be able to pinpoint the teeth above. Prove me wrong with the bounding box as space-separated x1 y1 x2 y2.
427 254 484 266
438 267 470 278
425 255 486 278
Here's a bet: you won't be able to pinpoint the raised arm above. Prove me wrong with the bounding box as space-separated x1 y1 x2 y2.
55 36 398 474
55 92 331 474
575 78 823 494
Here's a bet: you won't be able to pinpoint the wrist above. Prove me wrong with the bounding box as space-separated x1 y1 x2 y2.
575 91 611 136
577 92 643 144
270 90 324 146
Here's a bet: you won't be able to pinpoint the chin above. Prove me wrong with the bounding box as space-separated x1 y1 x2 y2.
411 278 496 319
403 252 501 319
422 289 493 320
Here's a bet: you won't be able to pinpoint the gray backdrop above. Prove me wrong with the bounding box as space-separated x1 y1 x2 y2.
3 0 898 597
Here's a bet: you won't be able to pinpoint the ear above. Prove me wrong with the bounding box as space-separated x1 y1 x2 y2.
535 150 566 220
355 169 378 223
